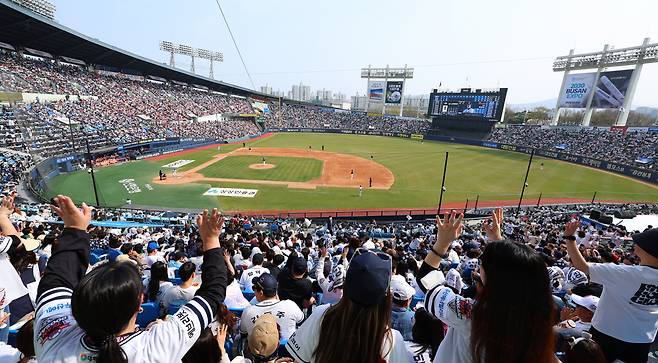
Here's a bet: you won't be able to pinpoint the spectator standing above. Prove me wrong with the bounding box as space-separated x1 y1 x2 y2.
286 249 412 362
565 223 658 363
33 197 228 361
419 210 557 363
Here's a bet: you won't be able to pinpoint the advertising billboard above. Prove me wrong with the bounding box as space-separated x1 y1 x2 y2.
557 73 597 108
368 81 385 102
558 69 634 109
591 69 633 109
385 81 403 104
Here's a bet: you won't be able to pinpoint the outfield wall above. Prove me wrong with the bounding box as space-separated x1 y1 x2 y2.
265 128 658 185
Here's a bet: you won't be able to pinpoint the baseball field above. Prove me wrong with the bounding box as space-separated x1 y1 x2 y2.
45 133 658 213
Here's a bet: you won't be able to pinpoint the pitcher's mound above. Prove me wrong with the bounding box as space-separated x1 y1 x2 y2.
249 163 276 170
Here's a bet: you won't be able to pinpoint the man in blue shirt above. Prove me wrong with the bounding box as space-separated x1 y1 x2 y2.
391 277 416 341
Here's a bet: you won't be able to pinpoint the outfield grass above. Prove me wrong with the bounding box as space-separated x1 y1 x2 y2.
45 133 658 211
200 155 323 182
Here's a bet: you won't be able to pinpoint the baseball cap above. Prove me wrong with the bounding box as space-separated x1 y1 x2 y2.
570 294 599 313
390 277 415 301
252 273 278 295
632 228 658 259
291 256 307 275
248 314 279 358
344 249 392 306
147 241 159 251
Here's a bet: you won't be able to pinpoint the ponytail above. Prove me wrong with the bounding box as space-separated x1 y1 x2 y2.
72 262 143 362
95 334 127 363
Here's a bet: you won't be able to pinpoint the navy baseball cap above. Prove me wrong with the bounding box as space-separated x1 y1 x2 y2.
291 256 308 274
252 273 278 295
344 250 392 306
632 228 658 259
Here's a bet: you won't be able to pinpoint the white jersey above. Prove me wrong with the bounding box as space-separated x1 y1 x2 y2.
589 263 658 343
424 285 473 363
34 287 215 362
240 298 304 339
286 304 412 363
405 341 433 363
238 266 269 292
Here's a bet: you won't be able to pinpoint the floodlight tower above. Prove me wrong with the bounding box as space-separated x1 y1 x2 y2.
196 49 224 79
160 41 224 78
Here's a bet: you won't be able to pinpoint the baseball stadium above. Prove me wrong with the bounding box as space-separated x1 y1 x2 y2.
1 1 658 362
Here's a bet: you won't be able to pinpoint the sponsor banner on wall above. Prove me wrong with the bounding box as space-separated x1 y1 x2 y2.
203 188 258 198
385 81 403 104
368 81 385 102
591 69 633 109
162 160 195 169
558 73 597 108
610 126 628 134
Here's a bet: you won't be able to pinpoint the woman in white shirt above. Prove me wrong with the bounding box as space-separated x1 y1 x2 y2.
286 249 412 363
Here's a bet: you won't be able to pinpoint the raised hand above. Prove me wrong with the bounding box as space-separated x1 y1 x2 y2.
51 195 92 231
215 323 228 349
564 221 579 237
436 210 463 252
483 208 503 241
0 196 14 217
196 208 223 250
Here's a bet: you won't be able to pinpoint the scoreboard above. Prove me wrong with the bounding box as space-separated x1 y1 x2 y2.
427 88 507 122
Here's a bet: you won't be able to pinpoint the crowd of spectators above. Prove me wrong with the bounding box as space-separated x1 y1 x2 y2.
488 126 658 169
0 51 259 148
0 151 29 196
0 184 657 362
265 103 431 134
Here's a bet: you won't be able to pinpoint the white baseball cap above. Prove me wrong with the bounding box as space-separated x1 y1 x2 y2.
390 277 416 301
570 294 599 312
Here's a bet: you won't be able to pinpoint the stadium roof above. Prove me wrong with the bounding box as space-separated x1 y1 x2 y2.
0 0 271 99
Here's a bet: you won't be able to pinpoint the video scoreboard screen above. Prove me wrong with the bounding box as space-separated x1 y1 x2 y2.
427 88 507 122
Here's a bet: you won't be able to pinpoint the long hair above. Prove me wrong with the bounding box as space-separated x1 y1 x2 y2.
147 261 169 302
182 327 221 363
565 339 606 363
470 241 555 363
72 262 143 363
16 318 35 363
313 293 392 363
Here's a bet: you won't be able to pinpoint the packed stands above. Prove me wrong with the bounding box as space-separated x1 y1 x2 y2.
265 103 431 134
488 126 658 169
0 50 259 153
1 188 657 362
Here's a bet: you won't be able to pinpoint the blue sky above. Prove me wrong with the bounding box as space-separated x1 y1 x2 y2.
51 0 658 106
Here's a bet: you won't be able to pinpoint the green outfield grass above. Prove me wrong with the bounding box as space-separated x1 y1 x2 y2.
200 155 323 182
45 133 658 211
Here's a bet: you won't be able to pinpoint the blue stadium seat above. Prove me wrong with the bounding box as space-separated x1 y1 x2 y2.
228 306 244 317
136 302 159 328
167 299 187 315
242 291 255 301
411 294 425 308
174 269 180 278
89 253 100 266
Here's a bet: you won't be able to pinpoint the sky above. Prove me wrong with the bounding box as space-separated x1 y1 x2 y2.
50 0 658 106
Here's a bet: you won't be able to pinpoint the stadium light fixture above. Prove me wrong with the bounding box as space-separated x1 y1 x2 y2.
160 41 223 78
